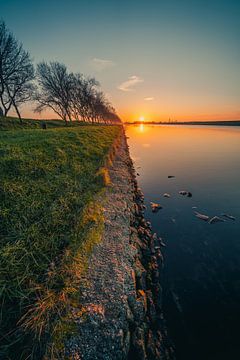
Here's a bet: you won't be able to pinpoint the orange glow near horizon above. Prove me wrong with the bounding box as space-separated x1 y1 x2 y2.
127 123 240 147
139 123 145 132
122 111 240 123
11 105 240 123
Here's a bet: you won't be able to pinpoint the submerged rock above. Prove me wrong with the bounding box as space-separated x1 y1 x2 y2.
221 213 236 221
209 216 225 224
150 202 163 213
163 193 171 198
194 211 210 221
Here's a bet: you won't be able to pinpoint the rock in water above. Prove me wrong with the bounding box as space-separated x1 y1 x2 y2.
194 211 210 221
209 216 225 224
163 193 171 198
221 213 236 221
150 202 163 213
168 175 175 178
179 190 192 197
179 190 188 196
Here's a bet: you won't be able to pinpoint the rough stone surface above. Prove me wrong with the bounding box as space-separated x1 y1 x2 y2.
65 131 175 360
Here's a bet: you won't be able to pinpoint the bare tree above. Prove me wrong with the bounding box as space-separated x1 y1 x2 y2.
0 21 121 124
35 61 122 125
0 21 34 122
35 62 73 123
90 91 109 123
106 109 121 124
69 74 100 122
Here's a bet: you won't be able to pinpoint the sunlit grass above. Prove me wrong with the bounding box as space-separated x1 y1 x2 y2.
0 116 95 130
0 124 120 358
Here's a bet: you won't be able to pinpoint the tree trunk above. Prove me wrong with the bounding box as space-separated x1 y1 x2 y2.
66 109 72 122
13 102 22 123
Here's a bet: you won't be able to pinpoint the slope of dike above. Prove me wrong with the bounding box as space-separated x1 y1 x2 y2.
66 129 175 360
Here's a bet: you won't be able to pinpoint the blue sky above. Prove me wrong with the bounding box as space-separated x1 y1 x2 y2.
1 0 240 121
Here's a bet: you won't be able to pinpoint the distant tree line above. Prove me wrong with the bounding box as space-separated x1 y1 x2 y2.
0 21 121 124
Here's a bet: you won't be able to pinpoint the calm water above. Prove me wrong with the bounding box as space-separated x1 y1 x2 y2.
126 124 240 360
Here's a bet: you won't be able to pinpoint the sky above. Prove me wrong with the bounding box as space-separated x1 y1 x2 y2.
1 0 240 122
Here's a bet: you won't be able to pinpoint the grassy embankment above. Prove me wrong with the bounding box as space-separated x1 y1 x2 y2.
0 117 121 359
0 116 93 130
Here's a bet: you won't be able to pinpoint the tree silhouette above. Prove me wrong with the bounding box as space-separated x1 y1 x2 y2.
0 21 34 122
35 61 121 124
35 62 74 123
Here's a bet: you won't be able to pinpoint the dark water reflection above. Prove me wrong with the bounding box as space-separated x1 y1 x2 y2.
126 124 240 360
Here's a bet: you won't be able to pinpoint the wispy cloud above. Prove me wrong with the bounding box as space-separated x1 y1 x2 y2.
118 75 144 92
144 97 154 101
91 58 116 71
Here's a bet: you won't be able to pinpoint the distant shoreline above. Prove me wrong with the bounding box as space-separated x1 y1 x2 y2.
125 120 240 126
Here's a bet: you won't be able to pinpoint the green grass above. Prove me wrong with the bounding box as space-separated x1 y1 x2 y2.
0 116 96 130
0 124 121 359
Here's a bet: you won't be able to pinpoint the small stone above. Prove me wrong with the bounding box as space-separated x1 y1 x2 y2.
179 190 188 196
194 211 210 221
150 202 163 213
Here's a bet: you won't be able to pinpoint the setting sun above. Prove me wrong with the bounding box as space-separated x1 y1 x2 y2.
139 116 145 122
